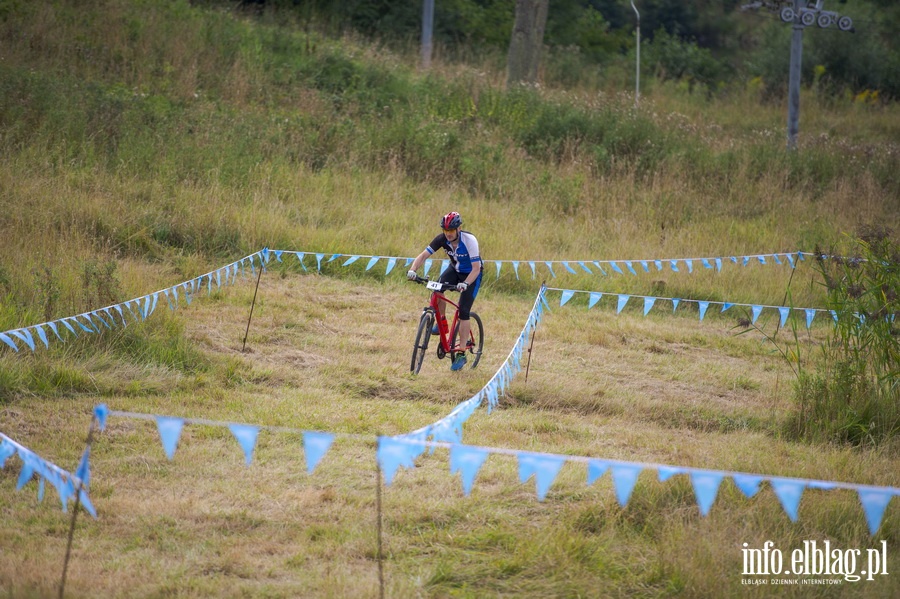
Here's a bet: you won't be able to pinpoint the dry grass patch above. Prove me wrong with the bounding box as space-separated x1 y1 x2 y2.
0 272 897 598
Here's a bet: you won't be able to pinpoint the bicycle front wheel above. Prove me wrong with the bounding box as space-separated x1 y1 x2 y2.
452 312 484 369
411 311 434 374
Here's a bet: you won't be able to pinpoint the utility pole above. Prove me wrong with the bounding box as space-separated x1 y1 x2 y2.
421 0 435 70
631 1 640 107
741 1 855 150
786 0 803 150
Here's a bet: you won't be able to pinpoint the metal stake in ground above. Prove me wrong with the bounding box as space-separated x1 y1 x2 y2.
524 281 545 385
59 415 97 599
242 256 265 352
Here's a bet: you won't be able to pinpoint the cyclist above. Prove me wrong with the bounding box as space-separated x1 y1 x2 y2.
407 211 483 371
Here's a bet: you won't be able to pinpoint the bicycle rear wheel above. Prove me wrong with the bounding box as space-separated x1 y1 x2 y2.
411 311 434 374
452 312 484 369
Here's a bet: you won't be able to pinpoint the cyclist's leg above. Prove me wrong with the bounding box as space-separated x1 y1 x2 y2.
436 267 460 327
455 273 480 351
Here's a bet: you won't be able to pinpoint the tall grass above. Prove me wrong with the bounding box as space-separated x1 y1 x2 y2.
1 3 898 596
787 229 900 447
0 0 896 408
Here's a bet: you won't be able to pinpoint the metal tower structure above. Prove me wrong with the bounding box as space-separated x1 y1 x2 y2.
741 1 856 150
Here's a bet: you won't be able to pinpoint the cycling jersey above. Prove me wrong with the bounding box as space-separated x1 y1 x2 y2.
426 231 482 274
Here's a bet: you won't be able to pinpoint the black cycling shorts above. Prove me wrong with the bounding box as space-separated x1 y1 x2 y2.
439 267 482 320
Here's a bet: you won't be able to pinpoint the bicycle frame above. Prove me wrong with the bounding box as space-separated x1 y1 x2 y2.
427 288 463 353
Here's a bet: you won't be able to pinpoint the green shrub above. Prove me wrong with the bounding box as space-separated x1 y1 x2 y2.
785 228 900 446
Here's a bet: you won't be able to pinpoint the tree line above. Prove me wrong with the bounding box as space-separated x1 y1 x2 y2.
224 0 900 99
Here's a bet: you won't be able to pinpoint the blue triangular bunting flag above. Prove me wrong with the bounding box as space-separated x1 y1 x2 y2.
672 298 680 312
560 290 575 307
0 440 14 468
587 460 608 485
517 453 566 501
643 297 656 316
366 256 380 271
698 301 709 321
770 478 805 522
302 431 334 474
76 448 91 487
377 437 422 486
610 262 623 275
588 293 601 309
512 261 520 280
10 329 35 351
751 305 763 325
778 307 790 328
611 464 642 507
79 489 97 518
616 295 630 314
858 489 893 535
342 255 360 266
690 471 724 516
449 445 489 497
94 404 108 431
563 262 577 275
16 461 34 490
385 257 397 275
34 326 49 348
732 474 763 498
228 424 260 466
155 417 184 460
805 309 816 329
0 333 18 352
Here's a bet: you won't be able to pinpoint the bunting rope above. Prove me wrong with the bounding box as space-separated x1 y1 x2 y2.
81 405 899 535
0 249 267 354
276 248 812 281
0 246 820 356
549 287 838 329
0 432 96 518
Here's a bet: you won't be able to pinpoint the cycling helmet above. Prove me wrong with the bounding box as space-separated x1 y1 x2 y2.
441 211 462 230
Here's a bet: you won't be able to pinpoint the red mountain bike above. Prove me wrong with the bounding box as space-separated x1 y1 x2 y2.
410 276 484 374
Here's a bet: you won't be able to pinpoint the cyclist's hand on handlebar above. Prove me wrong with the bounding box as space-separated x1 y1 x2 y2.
456 282 468 292
407 270 418 281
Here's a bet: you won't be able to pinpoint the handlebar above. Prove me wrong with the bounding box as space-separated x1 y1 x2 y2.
410 275 459 293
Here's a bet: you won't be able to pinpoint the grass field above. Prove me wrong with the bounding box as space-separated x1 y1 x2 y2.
2 263 898 598
0 1 899 597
